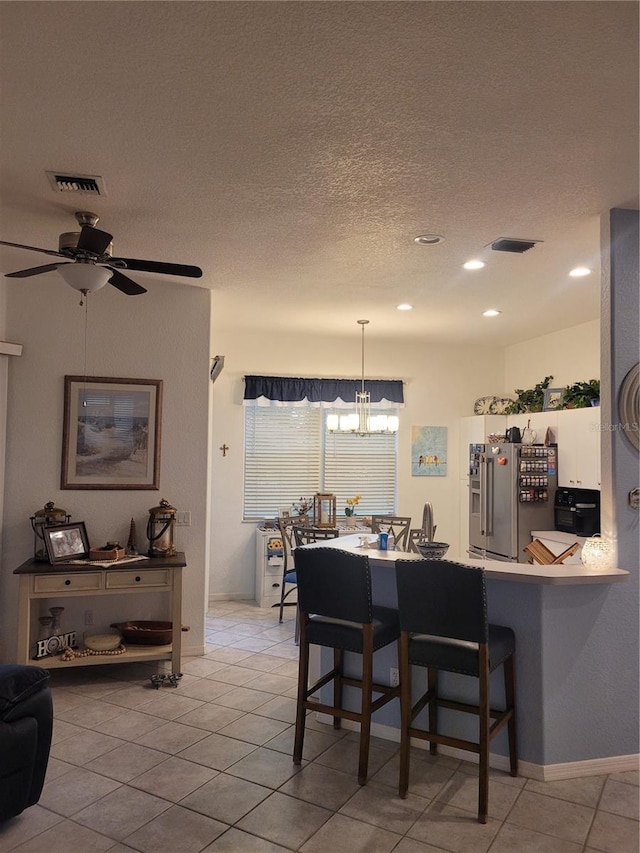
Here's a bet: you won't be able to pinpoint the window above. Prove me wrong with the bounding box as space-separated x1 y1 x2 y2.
243 405 398 519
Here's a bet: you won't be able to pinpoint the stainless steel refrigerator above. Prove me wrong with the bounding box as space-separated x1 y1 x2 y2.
468 443 557 561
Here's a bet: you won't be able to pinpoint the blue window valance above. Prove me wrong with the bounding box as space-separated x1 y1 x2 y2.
243 376 404 408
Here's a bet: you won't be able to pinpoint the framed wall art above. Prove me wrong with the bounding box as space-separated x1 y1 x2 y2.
61 376 162 489
542 388 565 411
411 426 448 476
43 521 90 564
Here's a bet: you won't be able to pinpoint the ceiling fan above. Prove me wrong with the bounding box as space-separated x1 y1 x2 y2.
0 211 203 295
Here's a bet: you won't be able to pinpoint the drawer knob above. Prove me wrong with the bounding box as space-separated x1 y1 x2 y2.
65 579 71 586
135 576 141 582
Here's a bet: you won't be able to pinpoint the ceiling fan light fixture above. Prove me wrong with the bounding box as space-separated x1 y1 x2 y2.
56 263 112 293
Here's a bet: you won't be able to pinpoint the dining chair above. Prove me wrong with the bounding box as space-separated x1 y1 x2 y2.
276 514 310 623
293 526 340 547
293 546 401 785
371 515 412 551
407 529 423 553
395 558 517 823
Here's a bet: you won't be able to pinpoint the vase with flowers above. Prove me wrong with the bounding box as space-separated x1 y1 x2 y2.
345 494 361 527
293 496 313 519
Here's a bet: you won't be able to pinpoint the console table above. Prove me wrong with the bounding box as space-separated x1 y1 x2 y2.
13 553 186 674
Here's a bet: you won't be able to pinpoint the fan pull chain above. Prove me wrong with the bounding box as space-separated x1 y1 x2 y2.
82 292 89 406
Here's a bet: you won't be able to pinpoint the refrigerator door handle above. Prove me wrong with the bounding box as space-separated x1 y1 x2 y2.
479 457 487 534
485 458 493 535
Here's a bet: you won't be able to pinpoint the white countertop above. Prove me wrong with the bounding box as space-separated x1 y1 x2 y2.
300 534 629 586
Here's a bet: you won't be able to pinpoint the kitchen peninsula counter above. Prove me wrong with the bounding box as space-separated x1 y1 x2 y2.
300 535 631 777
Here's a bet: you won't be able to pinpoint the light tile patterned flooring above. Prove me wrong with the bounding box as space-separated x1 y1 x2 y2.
1 600 638 853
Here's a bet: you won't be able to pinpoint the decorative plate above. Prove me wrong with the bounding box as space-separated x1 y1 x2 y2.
489 397 513 415
473 396 498 415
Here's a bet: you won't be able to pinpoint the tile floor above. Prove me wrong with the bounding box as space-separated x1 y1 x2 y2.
1 600 638 853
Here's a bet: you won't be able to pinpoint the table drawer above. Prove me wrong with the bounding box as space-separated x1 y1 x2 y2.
105 570 170 589
34 573 102 593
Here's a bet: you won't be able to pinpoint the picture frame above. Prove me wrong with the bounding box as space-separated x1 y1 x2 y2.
43 522 90 564
62 376 162 490
543 388 565 412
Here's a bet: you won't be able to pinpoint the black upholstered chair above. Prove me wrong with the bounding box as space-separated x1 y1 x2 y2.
395 559 517 823
0 664 53 822
293 547 400 785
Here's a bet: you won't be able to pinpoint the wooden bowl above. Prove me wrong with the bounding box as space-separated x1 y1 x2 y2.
110 620 173 645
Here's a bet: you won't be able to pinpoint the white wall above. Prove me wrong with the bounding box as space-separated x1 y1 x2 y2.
504 319 600 393
209 319 505 598
1 277 211 660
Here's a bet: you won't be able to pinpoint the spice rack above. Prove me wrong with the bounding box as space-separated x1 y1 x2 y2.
518 446 556 503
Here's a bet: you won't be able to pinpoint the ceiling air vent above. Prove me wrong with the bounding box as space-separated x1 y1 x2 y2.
46 171 107 196
489 237 542 254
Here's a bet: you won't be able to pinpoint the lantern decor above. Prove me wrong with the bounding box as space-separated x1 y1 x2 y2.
313 492 337 528
581 535 615 571
30 501 71 562
146 498 177 557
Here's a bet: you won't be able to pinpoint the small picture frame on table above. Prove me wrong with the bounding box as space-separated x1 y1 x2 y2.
43 522 90 564
543 388 565 411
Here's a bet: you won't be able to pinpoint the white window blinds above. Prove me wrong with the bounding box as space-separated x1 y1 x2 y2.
243 406 397 519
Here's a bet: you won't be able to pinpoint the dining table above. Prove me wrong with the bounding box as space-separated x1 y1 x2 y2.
298 533 629 773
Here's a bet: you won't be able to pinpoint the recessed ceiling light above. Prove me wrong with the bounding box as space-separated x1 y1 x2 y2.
413 234 445 246
569 266 591 278
396 303 413 311
483 309 501 317
463 260 486 270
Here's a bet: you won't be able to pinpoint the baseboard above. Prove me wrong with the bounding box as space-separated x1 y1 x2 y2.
314 714 639 781
208 593 255 604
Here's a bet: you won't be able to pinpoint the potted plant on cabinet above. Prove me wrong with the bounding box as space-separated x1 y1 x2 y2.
561 379 600 408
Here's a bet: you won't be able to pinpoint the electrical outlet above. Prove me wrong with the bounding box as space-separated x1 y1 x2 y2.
84 610 93 627
390 667 399 687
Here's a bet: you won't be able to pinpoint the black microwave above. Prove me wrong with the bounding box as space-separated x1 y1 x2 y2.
554 487 600 537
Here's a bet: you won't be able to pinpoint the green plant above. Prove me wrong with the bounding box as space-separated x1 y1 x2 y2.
504 376 553 414
560 379 600 409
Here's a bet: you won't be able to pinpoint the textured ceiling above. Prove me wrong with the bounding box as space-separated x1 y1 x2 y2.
0 1 637 345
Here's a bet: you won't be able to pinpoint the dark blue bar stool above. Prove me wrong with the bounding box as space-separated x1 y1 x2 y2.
395 559 517 823
293 547 400 785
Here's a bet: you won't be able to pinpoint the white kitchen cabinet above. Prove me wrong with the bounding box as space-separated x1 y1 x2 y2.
556 407 601 490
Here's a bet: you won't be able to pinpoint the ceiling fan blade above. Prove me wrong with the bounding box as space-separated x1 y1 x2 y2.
77 225 113 256
0 239 66 258
5 262 69 278
106 267 147 296
111 257 203 278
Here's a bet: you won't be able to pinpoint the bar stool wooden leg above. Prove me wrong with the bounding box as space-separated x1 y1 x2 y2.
293 617 309 765
478 644 490 824
504 653 518 776
398 631 411 798
333 648 343 729
358 625 374 785
428 668 439 756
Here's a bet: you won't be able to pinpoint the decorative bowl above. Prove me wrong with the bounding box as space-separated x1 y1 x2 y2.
487 434 506 443
416 541 450 560
110 620 173 645
83 629 122 651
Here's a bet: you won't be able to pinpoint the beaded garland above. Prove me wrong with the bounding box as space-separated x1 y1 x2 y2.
60 644 127 661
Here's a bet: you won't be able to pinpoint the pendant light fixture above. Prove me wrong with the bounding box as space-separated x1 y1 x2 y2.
326 320 399 435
